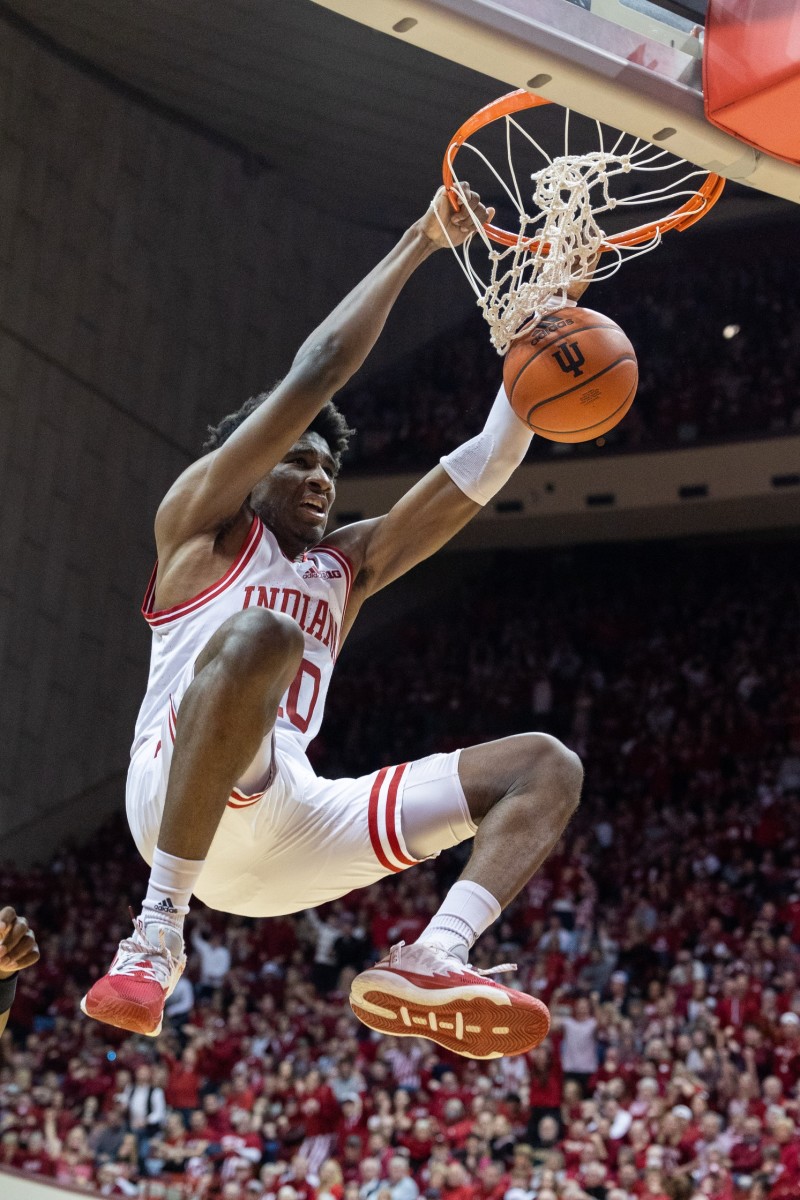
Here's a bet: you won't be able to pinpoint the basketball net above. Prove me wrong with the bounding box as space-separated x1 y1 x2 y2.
437 100 723 355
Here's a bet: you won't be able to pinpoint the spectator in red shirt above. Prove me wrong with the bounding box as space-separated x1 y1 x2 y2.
282 1153 320 1200
297 1067 340 1171
15 1130 55 1178
429 1072 467 1124
729 1114 764 1179
51 1125 95 1188
165 1045 203 1118
396 1117 436 1172
440 1160 475 1200
526 1041 563 1138
472 1160 508 1200
639 1165 671 1198
338 1134 366 1184
440 1100 473 1152
772 1115 800 1183
717 972 760 1033
145 1111 192 1178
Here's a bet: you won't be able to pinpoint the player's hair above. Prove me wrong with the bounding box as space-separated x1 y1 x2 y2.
201 385 354 472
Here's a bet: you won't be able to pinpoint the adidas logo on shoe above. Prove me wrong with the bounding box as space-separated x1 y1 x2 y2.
152 897 178 914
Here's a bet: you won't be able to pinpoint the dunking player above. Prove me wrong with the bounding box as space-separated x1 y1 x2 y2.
82 187 584 1060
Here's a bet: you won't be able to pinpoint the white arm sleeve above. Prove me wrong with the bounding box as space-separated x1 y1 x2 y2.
439 384 533 506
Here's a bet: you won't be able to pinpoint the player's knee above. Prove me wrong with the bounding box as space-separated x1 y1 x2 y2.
215 608 304 680
517 732 583 812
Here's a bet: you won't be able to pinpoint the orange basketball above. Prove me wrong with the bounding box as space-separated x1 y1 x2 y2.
502 307 638 443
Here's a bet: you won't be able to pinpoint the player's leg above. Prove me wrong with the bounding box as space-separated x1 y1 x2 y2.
416 732 582 952
82 608 303 1036
153 609 303 859
349 732 581 1059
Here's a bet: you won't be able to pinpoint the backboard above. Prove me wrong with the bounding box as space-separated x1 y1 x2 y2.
310 0 800 205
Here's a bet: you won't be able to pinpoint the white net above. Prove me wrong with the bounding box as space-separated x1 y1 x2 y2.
437 108 718 355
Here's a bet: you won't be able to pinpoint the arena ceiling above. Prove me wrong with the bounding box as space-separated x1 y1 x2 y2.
3 0 797 236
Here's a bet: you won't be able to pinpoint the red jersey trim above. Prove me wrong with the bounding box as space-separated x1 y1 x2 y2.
315 542 354 658
142 514 263 628
316 542 354 611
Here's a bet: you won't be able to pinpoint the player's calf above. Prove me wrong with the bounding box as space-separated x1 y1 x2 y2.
82 609 305 1037
351 734 581 1059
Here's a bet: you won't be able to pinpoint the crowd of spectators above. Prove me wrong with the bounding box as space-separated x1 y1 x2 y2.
340 231 800 471
1 539 798 1200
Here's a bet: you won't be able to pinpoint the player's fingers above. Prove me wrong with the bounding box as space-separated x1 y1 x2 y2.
0 907 17 933
6 944 40 972
0 917 30 958
462 189 483 216
453 207 484 229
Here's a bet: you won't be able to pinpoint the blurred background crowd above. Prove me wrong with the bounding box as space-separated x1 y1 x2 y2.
340 234 800 470
1 540 798 1200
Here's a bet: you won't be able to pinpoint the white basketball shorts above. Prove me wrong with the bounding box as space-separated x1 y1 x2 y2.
126 664 476 918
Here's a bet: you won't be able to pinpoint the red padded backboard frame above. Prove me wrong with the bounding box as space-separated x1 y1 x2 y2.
704 0 800 166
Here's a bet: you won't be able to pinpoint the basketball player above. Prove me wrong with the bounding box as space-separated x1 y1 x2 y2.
0 907 39 1035
82 185 585 1060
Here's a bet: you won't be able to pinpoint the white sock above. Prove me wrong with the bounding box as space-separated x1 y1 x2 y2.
416 881 502 962
141 848 203 954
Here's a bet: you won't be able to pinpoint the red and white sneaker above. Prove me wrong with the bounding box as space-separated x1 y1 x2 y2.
80 918 186 1036
349 940 550 1060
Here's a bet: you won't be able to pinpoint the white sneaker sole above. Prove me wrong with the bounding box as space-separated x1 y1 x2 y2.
350 969 550 1059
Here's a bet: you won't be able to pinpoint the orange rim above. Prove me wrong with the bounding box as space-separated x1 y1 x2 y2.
442 89 725 250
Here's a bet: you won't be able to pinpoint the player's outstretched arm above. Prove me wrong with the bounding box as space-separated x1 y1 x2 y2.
0 907 39 1036
327 382 532 613
155 187 491 550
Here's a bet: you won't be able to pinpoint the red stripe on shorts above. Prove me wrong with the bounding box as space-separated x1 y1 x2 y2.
368 767 401 873
227 787 266 809
384 763 416 867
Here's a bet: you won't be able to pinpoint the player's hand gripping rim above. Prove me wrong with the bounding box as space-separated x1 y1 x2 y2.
419 184 495 251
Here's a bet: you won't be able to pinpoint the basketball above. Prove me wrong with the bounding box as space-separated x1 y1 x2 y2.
502 307 638 443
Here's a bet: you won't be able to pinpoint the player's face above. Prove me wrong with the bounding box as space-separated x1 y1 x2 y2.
250 432 337 551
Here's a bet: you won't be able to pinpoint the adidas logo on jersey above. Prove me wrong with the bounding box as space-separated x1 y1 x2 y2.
302 567 342 580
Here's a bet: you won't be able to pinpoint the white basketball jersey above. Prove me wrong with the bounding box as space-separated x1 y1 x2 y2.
132 515 352 758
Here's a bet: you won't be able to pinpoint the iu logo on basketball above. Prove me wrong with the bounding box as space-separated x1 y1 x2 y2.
553 342 585 377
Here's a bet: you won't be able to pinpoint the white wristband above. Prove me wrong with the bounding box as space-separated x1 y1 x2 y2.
542 293 577 313
440 384 533 506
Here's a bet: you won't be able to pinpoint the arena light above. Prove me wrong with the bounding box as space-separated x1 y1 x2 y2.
722 324 741 339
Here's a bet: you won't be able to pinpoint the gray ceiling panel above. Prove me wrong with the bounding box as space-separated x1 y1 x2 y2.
3 0 794 231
